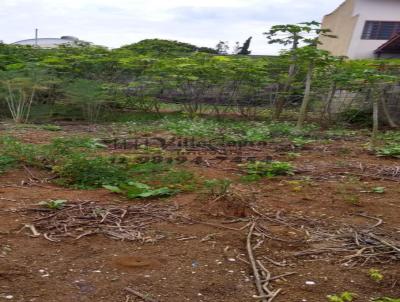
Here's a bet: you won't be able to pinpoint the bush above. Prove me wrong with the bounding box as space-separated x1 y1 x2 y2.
0 136 41 167
339 108 372 126
53 153 128 189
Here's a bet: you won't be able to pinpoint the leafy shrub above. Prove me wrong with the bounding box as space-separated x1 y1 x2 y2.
128 162 196 191
0 155 16 174
0 136 41 167
53 153 128 189
104 182 176 199
242 161 294 177
339 108 372 126
204 178 232 195
376 144 400 158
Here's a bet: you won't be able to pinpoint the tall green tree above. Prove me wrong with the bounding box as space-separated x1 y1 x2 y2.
264 21 336 119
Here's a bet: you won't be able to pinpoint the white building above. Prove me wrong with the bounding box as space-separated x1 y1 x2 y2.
319 0 400 59
12 36 87 48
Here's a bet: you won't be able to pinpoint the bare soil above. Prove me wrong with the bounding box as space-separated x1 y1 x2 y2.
0 125 399 302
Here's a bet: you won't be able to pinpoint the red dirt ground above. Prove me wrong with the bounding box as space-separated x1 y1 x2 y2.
0 125 399 302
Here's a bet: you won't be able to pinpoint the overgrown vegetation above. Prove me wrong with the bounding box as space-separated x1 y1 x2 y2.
0 27 398 141
0 135 196 196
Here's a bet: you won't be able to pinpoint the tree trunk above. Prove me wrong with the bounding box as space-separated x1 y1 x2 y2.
371 92 379 149
296 62 314 130
273 39 299 120
323 82 337 122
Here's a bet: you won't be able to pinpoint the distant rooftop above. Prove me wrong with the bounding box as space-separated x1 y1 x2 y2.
12 36 86 48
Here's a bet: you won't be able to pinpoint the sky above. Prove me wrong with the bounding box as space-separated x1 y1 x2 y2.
0 0 344 55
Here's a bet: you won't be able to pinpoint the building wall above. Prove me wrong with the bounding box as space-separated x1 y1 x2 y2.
319 0 358 57
347 0 400 59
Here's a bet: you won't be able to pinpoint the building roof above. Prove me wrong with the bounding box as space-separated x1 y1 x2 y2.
12 36 81 47
375 33 400 54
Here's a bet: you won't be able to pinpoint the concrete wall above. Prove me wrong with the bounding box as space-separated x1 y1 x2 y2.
319 0 358 57
384 86 400 123
348 0 400 59
331 86 400 125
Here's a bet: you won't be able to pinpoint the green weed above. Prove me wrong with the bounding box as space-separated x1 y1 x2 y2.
291 137 315 148
376 144 400 158
104 182 175 199
0 155 17 174
369 269 384 282
242 161 294 177
39 199 67 210
39 124 62 131
327 292 357 302
204 178 232 196
372 187 385 194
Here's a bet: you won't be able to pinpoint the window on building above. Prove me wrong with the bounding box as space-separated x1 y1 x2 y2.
362 21 400 40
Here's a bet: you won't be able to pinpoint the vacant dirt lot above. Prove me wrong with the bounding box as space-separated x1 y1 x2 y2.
0 125 399 302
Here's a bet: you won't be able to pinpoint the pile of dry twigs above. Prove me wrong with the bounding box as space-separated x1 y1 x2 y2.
252 208 400 267
24 201 179 243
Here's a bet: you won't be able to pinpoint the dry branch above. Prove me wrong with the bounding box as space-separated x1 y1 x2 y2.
125 287 159 302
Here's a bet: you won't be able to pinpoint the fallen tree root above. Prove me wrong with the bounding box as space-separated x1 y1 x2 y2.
247 222 283 302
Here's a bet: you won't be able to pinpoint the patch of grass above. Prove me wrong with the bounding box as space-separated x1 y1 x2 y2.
128 162 196 191
327 292 357 302
344 194 360 206
376 144 400 158
291 137 315 148
0 136 196 194
380 131 400 144
374 299 400 302
163 118 317 143
326 128 358 138
241 161 294 177
0 155 17 174
204 178 232 196
240 174 263 183
39 124 62 131
50 137 107 151
286 152 301 160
